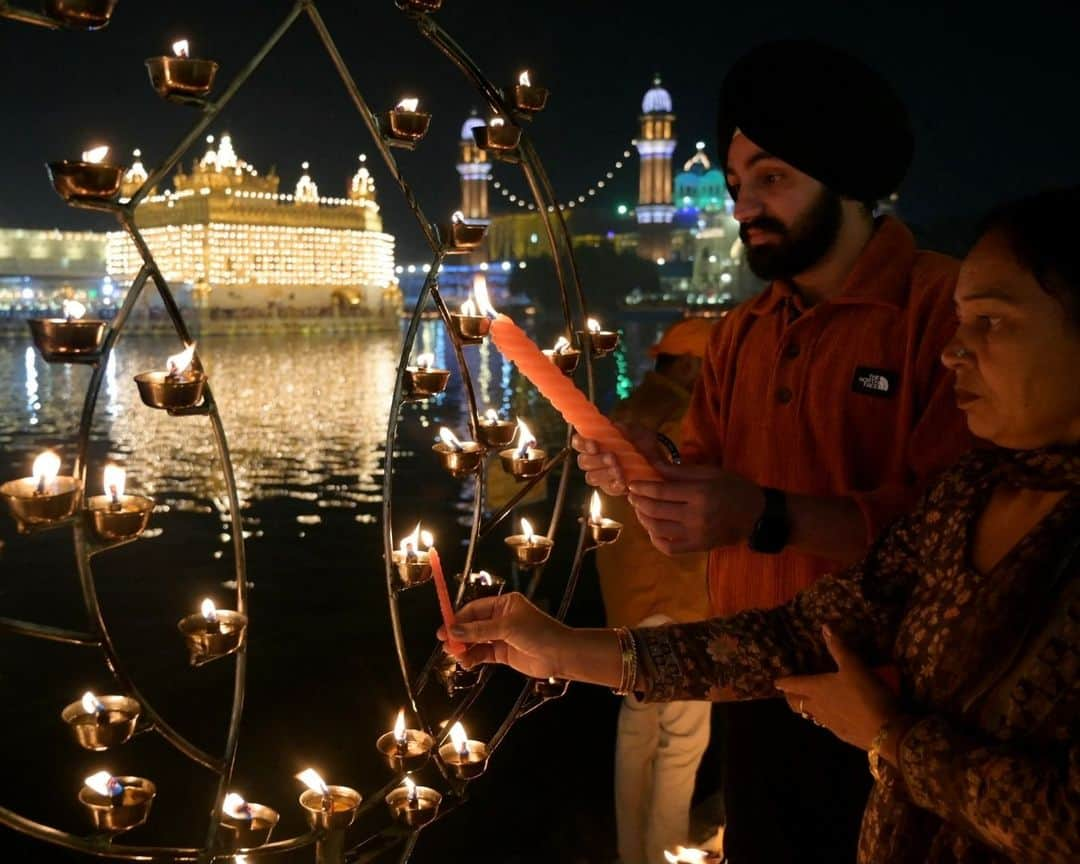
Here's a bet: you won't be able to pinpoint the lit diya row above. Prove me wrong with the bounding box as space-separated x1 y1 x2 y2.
65 710 488 838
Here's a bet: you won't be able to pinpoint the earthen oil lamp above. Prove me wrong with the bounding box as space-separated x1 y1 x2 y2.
219 792 280 850
376 709 434 774
86 465 154 543
457 569 504 605
513 70 549 114
403 352 450 400
146 39 219 103
532 676 569 700
79 771 156 833
433 427 483 479
587 491 622 546
48 145 124 204
505 517 553 568
381 97 431 147
450 276 495 344
577 317 619 357
542 336 581 375
61 691 140 751
438 721 489 781
0 450 80 532
134 342 206 410
472 115 521 155
41 0 117 30
28 298 107 361
386 775 441 828
435 651 480 696
391 523 434 589
297 769 362 830
440 210 487 254
477 408 517 449
498 418 545 480
178 598 247 665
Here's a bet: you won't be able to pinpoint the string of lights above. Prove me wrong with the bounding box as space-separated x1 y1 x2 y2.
490 139 636 212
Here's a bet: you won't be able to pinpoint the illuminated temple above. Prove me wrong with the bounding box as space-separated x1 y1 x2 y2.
105 134 398 316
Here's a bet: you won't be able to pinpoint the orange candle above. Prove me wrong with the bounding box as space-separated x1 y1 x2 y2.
428 546 464 656
489 314 660 483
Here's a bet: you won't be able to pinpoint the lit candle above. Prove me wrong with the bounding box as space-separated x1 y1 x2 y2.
63 299 87 321
519 70 532 87
587 490 623 545
85 771 126 801
167 343 197 381
396 97 419 113
172 39 190 58
82 691 107 725
385 774 441 827
296 769 331 810
504 517 554 568
438 720 490 780
104 464 125 509
296 769 362 829
146 38 219 101
427 539 464 656
63 691 140 751
81 146 110 165
376 709 434 772
222 792 253 821
33 450 61 495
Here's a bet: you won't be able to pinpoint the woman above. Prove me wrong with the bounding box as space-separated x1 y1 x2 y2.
440 188 1080 864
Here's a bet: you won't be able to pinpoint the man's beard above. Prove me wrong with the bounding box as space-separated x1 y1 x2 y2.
740 189 844 281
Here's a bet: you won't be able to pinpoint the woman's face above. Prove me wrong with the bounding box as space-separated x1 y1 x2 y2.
943 230 1080 449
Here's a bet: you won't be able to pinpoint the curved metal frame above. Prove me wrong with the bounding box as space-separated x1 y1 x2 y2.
0 1 616 861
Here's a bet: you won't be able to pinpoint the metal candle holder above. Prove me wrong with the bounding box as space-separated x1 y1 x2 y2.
385 784 441 828
86 494 154 543
380 108 432 146
588 516 623 546
219 803 280 850
577 328 619 357
532 677 569 700
41 0 116 30
376 729 435 774
432 440 483 478
402 366 450 400
27 317 107 361
440 219 487 254
476 418 517 448
133 370 207 410
298 786 362 830
435 652 480 696
513 83 549 114
471 122 521 154
504 532 553 568
47 160 124 202
145 56 219 102
177 610 248 666
457 570 505 605
78 777 156 833
498 446 546 480
542 347 581 374
0 475 80 532
438 738 489 780
449 312 491 344
61 696 140 751
390 548 433 589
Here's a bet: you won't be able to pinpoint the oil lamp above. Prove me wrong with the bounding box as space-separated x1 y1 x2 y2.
134 342 207 410
48 145 124 203
450 275 495 344
403 352 450 400
498 418 545 480
219 792 280 849
435 650 480 696
577 317 619 357
472 115 521 154
61 691 140 751
41 0 117 30
1 450 80 532
28 298 107 361
457 569 504 605
86 465 154 543
587 491 622 545
542 336 581 374
438 721 489 781
296 769 362 830
376 708 434 774
532 676 569 700
504 517 553 568
440 210 487 254
477 408 517 449
513 70 549 114
381 97 431 146
79 771 156 833
385 775 441 828
432 428 483 479
391 523 434 588
177 598 247 665
146 39 219 102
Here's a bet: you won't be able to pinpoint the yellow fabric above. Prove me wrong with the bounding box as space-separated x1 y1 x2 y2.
596 372 710 627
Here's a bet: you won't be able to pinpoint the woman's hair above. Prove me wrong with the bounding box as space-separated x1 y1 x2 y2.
978 186 1080 327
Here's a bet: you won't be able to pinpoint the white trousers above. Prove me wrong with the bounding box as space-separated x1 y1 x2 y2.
615 683 711 863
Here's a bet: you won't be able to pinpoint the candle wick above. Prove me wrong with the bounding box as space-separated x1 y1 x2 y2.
35 475 47 495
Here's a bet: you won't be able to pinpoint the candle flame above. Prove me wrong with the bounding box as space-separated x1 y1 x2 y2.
472 275 496 318
403 775 417 800
62 299 86 320
296 769 330 797
414 352 434 370
470 570 493 586
590 491 603 522
393 709 407 742
396 97 419 113
483 409 500 425
84 771 121 798
398 522 422 556
103 464 126 501
460 297 477 316
200 598 218 623
514 418 537 457
81 146 109 164
518 70 532 87
551 336 572 355
490 116 506 128
81 691 105 715
166 342 196 377
664 848 709 864
438 427 464 452
172 39 190 58
32 450 61 489
520 518 534 543
449 721 469 756
586 317 602 333
223 792 253 820
420 529 434 548
450 210 466 224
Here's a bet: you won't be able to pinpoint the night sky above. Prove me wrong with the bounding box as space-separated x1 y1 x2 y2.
2 0 1079 260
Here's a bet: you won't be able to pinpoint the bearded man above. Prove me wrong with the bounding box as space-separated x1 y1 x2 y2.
575 41 972 862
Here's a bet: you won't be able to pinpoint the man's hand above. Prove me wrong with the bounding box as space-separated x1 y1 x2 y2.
572 425 665 496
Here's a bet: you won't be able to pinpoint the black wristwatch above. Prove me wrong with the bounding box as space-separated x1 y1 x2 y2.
747 487 790 554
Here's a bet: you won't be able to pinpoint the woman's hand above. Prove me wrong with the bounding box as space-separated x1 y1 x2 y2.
775 626 899 751
437 593 568 680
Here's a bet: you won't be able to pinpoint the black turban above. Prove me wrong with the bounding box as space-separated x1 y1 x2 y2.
717 40 913 203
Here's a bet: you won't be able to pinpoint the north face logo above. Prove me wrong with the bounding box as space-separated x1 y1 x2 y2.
852 366 898 398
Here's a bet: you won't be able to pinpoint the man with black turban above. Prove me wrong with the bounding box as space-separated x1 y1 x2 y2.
575 41 972 861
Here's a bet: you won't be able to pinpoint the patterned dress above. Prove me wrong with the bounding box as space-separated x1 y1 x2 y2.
634 446 1080 863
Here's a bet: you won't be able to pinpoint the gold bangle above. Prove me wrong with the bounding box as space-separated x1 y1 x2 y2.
612 627 638 696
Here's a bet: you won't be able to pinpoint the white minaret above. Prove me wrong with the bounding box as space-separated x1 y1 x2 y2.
457 110 491 221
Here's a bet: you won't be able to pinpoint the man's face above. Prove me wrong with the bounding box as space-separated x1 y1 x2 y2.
725 133 843 281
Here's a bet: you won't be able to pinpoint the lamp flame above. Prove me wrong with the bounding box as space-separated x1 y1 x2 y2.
450 210 465 224
664 848 709 864
296 769 330 798
166 343 196 377
551 336 572 355
103 464 126 502
399 522 422 557
172 39 190 58
85 771 123 798
483 409 500 425
62 299 86 320
490 116 505 128
472 275 496 318
514 418 537 457
520 518 534 543
414 352 434 370
438 427 464 452
396 97 419 113
200 598 218 624
460 297 477 317
81 691 105 715
81 146 109 164
518 70 532 87
420 529 434 548
223 793 253 821
586 317 602 334
393 709 407 744
471 570 493 586
449 721 469 757
32 450 61 493
589 491 603 523
403 775 418 802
